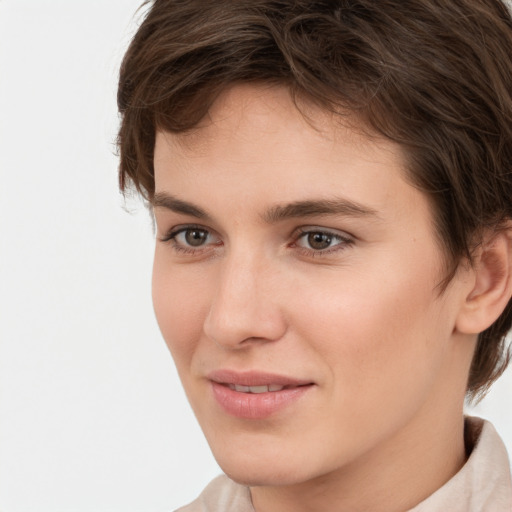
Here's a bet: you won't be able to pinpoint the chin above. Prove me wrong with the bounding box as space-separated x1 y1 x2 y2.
212 446 320 487
222 464 305 487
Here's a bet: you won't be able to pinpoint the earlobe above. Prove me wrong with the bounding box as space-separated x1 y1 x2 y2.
456 227 512 335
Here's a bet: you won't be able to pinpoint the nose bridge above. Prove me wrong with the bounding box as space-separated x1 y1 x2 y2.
203 246 286 348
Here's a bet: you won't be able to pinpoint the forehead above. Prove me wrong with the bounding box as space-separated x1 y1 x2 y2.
153 85 419 220
158 84 391 160
154 84 406 192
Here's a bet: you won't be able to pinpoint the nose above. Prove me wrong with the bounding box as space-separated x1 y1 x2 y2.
203 252 288 349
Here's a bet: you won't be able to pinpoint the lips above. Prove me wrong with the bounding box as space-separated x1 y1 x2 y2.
208 370 314 419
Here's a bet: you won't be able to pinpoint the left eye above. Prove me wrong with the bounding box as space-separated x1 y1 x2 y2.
296 230 349 251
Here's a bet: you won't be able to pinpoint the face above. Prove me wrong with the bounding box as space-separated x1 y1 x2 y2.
152 85 470 487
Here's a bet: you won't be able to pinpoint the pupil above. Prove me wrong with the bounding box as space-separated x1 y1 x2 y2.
308 232 332 250
185 229 207 247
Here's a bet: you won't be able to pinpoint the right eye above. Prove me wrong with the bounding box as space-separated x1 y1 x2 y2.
174 227 210 247
160 225 222 254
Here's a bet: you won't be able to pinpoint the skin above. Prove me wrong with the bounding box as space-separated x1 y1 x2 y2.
151 84 500 512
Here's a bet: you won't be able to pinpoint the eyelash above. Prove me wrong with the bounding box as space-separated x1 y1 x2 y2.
159 225 354 257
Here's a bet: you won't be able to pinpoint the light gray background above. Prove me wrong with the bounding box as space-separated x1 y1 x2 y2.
0 1 510 511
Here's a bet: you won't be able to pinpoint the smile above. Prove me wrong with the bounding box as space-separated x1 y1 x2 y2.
208 370 314 419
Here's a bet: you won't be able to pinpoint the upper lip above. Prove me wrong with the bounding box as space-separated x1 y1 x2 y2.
207 369 313 387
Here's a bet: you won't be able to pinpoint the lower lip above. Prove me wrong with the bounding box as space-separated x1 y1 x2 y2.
211 381 313 419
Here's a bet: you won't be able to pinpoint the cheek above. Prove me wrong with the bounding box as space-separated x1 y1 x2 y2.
151 251 209 365
291 260 450 398
281 264 453 458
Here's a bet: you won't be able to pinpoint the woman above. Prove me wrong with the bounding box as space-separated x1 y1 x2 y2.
117 1 512 510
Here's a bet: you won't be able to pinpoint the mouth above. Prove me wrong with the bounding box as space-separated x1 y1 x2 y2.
208 370 314 419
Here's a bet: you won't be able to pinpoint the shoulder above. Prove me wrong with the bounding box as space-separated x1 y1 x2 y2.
174 474 253 512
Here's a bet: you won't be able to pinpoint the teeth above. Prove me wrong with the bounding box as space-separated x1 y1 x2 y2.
229 384 286 393
248 385 270 394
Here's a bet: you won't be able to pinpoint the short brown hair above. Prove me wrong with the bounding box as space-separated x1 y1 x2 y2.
117 0 512 400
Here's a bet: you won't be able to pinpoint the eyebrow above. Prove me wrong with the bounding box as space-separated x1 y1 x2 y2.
151 192 379 223
152 193 210 219
262 198 379 223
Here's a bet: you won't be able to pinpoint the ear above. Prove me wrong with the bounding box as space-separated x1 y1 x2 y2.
455 226 512 335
